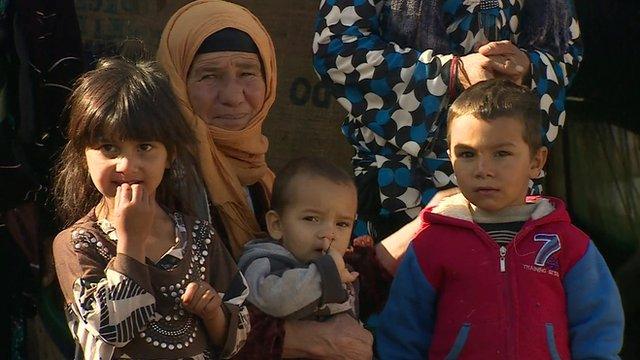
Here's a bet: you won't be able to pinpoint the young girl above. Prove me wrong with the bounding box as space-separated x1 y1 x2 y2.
52 57 249 360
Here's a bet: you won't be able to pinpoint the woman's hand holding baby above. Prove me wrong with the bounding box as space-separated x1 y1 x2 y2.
114 183 156 263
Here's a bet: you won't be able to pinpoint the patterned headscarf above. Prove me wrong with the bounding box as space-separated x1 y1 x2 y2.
383 0 571 57
157 0 277 259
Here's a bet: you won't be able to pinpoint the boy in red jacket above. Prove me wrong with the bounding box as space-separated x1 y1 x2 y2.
376 79 624 359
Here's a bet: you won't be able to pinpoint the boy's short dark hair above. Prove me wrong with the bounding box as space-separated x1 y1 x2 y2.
447 79 543 152
271 157 355 213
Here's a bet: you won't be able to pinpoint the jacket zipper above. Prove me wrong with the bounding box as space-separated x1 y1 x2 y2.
500 227 535 359
498 244 512 358
428 204 561 359
499 246 507 272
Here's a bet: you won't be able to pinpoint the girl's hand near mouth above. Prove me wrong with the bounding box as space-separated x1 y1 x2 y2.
114 182 156 263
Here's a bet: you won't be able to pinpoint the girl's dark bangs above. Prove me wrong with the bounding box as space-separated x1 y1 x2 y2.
82 94 173 147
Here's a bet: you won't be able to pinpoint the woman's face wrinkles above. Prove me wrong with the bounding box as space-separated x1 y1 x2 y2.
187 51 266 131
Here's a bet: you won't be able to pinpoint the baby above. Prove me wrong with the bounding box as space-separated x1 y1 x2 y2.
238 157 359 320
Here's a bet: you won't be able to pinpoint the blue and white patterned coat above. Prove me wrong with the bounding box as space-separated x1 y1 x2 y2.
312 0 583 239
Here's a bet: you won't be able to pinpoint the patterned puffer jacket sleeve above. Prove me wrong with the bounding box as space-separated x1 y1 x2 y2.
526 9 583 147
313 0 459 237
313 0 456 155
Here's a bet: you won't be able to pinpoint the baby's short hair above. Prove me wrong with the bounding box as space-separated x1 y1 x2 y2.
447 79 543 152
271 157 355 213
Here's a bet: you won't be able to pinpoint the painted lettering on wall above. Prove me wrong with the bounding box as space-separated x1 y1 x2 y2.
289 77 333 108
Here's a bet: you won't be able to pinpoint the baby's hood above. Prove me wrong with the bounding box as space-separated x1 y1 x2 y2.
237 238 298 271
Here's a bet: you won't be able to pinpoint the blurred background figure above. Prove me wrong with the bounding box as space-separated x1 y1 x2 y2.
0 0 84 359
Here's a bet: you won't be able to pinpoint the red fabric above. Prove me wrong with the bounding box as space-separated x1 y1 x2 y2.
344 235 393 320
231 305 285 360
413 196 589 359
448 55 460 99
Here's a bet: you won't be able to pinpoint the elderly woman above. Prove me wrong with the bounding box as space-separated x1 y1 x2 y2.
157 1 373 358
158 0 275 260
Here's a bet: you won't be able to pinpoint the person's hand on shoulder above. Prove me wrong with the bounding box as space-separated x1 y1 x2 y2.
425 187 461 208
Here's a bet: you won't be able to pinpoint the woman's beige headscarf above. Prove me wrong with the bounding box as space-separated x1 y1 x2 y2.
157 0 276 259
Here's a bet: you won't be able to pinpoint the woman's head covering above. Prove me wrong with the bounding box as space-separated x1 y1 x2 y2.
382 0 573 58
157 0 276 259
196 28 260 55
